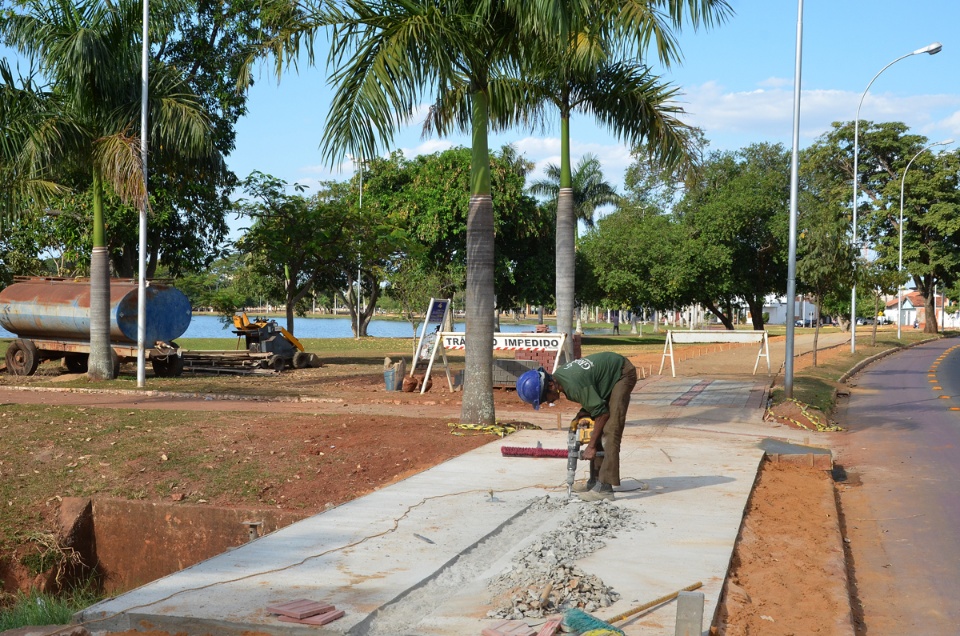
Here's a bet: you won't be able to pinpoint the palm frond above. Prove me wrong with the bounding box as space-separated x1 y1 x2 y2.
575 61 691 172
320 0 473 164
93 132 145 208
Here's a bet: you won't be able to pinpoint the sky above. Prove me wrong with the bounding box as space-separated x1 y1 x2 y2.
230 0 960 205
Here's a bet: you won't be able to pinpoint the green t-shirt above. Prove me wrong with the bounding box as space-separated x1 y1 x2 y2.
552 352 625 417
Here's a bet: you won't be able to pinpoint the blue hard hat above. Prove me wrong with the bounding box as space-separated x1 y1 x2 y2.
517 367 548 410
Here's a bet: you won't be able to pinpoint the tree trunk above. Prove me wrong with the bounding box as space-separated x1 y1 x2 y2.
88 173 115 381
704 300 734 330
556 187 575 359
747 297 765 330
812 302 821 367
286 294 296 335
924 292 939 333
555 110 575 364
460 91 495 425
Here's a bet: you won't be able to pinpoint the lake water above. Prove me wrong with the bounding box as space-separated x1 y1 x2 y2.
0 313 609 340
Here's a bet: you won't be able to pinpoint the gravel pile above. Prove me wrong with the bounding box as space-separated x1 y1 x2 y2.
486 497 636 620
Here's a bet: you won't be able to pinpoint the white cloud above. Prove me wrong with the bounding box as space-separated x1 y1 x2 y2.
936 110 960 136
758 76 792 89
398 138 455 157
679 82 960 151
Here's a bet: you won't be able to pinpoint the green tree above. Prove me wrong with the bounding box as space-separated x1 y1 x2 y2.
874 145 960 334
233 172 353 335
3 0 217 379
580 205 727 323
804 121 960 333
676 143 791 329
361 146 552 321
622 129 709 212
795 201 854 363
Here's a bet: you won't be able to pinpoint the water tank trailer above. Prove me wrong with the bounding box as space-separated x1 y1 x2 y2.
0 277 191 376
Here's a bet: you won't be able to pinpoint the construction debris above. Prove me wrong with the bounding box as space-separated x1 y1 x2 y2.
487 499 634 620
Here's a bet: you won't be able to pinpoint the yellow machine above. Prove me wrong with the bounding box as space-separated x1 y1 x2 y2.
232 312 309 369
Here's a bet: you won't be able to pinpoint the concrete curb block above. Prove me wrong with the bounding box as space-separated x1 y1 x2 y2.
828 477 858 636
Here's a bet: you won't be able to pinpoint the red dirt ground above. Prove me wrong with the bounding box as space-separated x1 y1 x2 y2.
1 352 849 635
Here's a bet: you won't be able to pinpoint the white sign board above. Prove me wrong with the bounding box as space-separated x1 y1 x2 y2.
425 331 568 392
440 333 566 356
411 298 451 372
659 329 770 377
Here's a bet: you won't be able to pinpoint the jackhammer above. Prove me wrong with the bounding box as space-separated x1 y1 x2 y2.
566 414 603 497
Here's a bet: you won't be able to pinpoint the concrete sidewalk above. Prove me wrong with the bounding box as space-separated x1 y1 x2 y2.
78 338 838 636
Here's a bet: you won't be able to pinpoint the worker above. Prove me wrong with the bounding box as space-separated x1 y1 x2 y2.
516 352 637 501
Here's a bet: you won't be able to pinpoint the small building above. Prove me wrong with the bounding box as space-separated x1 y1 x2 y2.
885 292 958 329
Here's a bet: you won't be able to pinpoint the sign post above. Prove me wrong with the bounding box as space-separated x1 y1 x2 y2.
411 299 451 386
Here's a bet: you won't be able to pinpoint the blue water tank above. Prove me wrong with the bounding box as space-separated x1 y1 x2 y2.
0 278 192 345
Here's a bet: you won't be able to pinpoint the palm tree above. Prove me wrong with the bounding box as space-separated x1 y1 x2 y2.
511 0 731 361
3 0 215 379
251 0 570 424
528 154 620 229
529 153 619 333
0 60 65 227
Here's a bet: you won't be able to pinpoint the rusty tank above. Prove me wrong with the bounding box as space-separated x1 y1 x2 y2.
0 277 191 376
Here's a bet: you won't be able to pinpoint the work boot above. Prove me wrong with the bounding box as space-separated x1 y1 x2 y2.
578 482 615 502
571 479 596 493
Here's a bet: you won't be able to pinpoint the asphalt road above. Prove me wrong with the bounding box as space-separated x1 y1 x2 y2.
834 337 960 635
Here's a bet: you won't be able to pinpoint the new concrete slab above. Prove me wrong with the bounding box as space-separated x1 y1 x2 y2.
78 379 832 636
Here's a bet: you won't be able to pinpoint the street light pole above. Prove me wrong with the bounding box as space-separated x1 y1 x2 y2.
356 157 364 340
898 139 952 339
137 0 149 388
850 41 941 353
784 0 803 399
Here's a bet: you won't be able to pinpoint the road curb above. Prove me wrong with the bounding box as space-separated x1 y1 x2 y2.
838 335 946 384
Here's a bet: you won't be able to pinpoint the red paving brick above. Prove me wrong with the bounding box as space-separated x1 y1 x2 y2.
481 618 537 636
266 599 334 619
536 617 562 636
278 609 345 626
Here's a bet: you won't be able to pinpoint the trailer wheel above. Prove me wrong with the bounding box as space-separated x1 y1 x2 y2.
5 339 39 376
111 349 121 379
293 351 310 369
269 355 285 372
64 353 89 374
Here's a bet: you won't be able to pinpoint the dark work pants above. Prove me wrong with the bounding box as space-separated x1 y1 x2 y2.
592 358 637 486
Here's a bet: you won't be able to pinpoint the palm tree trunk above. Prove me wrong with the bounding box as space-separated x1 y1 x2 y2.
88 172 115 380
461 91 495 425
555 115 575 363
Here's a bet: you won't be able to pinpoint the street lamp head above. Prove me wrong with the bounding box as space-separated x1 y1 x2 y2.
914 42 943 55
